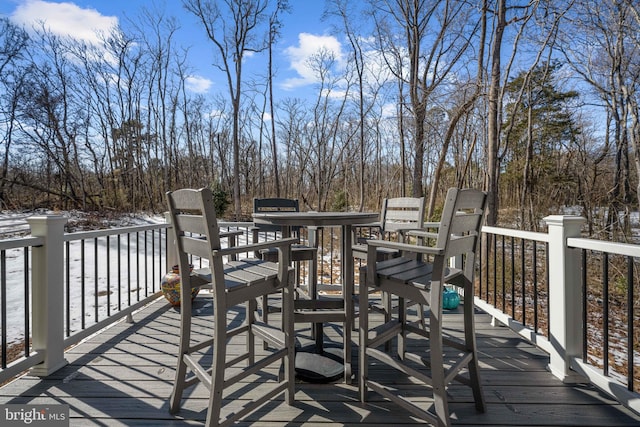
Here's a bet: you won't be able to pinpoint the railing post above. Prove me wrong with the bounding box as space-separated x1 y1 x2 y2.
543 215 587 383
27 215 69 376
165 212 176 270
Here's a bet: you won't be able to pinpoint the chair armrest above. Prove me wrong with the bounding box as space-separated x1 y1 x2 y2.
213 237 297 258
366 239 445 256
405 229 439 240
395 226 425 235
220 230 243 239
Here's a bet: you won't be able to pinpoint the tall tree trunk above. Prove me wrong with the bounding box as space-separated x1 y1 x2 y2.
268 21 280 197
486 0 506 226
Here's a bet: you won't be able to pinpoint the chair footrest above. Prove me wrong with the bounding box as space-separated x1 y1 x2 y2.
252 321 286 348
366 320 402 349
294 310 346 323
294 299 343 310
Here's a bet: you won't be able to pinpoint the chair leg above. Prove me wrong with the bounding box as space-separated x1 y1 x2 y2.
308 255 318 339
169 357 187 414
397 296 407 359
429 310 451 427
169 288 193 414
261 294 270 350
283 281 295 405
205 305 228 427
418 303 426 329
247 299 256 365
383 290 392 352
358 269 368 402
344 305 352 384
463 283 486 412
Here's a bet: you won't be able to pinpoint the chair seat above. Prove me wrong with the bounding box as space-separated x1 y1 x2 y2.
192 259 295 291
373 256 461 290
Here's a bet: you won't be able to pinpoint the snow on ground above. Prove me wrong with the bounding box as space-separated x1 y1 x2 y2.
1 211 167 346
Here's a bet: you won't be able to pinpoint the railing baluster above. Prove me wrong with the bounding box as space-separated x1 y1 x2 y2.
546 242 550 338
23 247 30 357
492 234 497 306
136 231 140 302
501 235 505 311
117 234 122 311
511 236 515 318
603 252 609 377
144 230 148 298
154 229 158 292
107 236 111 317
94 237 99 322
533 241 538 332
521 238 526 326
627 256 634 392
66 241 70 337
1 250 6 369
127 233 131 307
81 239 86 330
582 248 588 363
483 234 488 300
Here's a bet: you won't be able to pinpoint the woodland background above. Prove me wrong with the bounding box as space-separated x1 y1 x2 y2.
1 0 640 239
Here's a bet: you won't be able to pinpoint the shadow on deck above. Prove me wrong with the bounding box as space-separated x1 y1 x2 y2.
1 293 639 426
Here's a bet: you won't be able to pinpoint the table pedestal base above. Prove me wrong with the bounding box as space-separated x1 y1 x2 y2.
295 343 344 383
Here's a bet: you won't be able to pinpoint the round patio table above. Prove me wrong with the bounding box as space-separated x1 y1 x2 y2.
252 211 378 382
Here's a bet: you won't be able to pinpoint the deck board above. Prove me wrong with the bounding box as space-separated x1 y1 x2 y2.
2 293 640 426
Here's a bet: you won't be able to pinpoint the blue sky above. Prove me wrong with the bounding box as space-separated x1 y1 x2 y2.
0 0 347 96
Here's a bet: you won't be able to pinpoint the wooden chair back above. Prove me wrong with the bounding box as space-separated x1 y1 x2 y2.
254 198 301 234
166 187 225 297
379 196 425 237
433 188 487 282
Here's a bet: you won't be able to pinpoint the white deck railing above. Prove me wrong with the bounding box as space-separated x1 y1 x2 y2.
0 214 638 415
478 216 640 415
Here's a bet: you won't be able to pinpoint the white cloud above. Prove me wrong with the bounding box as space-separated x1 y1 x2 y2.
11 0 118 46
380 102 397 119
281 33 344 90
185 75 212 93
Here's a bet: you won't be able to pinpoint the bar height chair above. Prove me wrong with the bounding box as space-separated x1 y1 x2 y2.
358 188 487 427
166 188 297 427
252 198 318 328
352 197 425 329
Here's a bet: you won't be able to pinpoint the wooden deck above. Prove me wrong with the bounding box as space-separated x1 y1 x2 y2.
2 292 640 426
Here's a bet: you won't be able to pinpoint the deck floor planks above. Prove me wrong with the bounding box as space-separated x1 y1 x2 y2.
1 293 640 426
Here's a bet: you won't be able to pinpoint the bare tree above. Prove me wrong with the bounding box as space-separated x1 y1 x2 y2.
425 3 485 219
0 19 29 208
134 5 182 209
267 3 289 197
485 0 507 227
328 0 368 211
305 47 352 210
371 0 480 201
485 0 541 226
184 0 285 219
559 0 640 235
